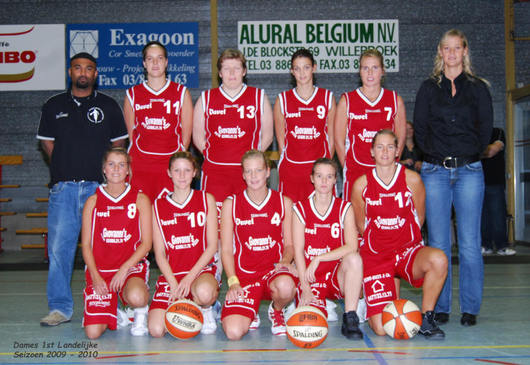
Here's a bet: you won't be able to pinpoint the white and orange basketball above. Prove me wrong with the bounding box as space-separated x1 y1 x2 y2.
286 306 328 349
382 299 422 340
165 299 203 339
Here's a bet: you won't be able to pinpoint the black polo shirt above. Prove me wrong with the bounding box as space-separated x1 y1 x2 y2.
37 89 128 186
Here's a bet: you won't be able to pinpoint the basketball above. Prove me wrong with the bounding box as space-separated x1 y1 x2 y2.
382 299 422 340
165 299 203 339
286 306 328 349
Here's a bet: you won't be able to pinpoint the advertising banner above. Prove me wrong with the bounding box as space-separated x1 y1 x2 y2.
238 20 399 74
66 23 199 89
0 24 65 90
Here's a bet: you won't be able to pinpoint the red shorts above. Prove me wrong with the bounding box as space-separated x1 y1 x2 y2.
221 267 297 321
295 262 342 317
361 243 424 318
130 158 173 203
278 160 314 203
342 163 372 200
149 265 219 311
201 163 245 216
83 259 150 330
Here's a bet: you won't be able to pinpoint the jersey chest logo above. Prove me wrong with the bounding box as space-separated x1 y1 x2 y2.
87 107 104 124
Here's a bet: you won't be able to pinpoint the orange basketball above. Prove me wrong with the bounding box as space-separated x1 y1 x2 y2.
165 299 203 339
382 299 422 340
286 306 328 349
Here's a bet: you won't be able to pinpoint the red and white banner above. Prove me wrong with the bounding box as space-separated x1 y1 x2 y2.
0 24 65 90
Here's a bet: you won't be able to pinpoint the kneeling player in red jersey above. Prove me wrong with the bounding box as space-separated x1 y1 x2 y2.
148 152 220 337
220 150 296 340
81 148 152 339
352 130 447 339
292 158 363 339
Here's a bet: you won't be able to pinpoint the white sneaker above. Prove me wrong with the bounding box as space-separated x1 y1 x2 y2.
130 306 148 336
326 299 338 322
356 298 367 323
497 247 516 256
249 313 260 330
284 302 295 318
482 247 493 255
212 300 222 321
117 308 130 328
268 302 286 336
200 306 217 335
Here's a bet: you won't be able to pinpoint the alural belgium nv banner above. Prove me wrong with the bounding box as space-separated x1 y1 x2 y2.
238 20 399 74
0 24 65 91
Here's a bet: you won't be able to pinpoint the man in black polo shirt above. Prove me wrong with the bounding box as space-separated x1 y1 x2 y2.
37 52 128 326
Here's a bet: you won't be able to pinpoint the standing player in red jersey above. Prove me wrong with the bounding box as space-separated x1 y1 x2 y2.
274 49 335 203
292 158 363 340
352 130 447 339
193 49 273 216
335 49 406 201
124 41 193 202
148 152 219 337
220 150 296 340
81 148 152 339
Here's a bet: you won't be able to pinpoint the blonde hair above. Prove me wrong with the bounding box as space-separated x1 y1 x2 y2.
241 149 270 169
217 49 246 71
431 29 489 86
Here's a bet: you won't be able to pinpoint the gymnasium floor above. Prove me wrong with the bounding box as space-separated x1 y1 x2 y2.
0 250 529 364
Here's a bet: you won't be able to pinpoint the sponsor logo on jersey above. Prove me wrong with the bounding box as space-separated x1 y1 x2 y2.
55 112 68 119
96 211 110 217
168 233 199 249
101 228 132 244
304 245 330 260
290 125 320 140
87 107 104 124
160 217 177 226
208 108 226 115
214 126 246 139
235 217 254 226
87 292 112 308
366 109 381 113
366 197 382 206
357 128 377 142
135 103 152 110
285 111 301 118
305 227 317 235
245 235 276 251
142 116 170 130
349 112 368 120
374 215 406 230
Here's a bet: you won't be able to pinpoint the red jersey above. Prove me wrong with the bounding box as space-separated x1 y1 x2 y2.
126 80 187 160
231 189 285 281
293 192 350 278
153 190 211 274
278 87 332 164
344 88 398 169
361 163 423 256
202 85 263 166
90 184 142 272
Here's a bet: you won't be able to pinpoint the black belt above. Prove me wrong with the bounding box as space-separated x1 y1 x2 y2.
424 155 480 169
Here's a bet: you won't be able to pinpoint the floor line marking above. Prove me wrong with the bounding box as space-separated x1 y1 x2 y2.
1 344 530 357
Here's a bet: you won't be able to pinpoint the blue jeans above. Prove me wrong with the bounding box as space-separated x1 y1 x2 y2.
481 184 508 251
421 161 484 315
47 181 98 318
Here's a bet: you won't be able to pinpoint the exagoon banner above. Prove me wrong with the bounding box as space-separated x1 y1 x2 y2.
66 22 199 89
0 24 65 90
238 20 399 74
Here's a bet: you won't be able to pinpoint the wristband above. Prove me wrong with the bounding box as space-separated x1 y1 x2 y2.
227 275 240 287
